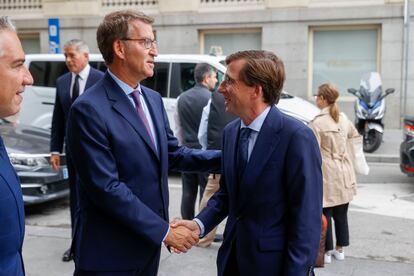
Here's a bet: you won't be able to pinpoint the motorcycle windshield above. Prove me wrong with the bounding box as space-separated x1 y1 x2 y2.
359 72 383 107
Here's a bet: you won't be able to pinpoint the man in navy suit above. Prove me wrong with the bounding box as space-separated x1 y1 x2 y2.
0 16 33 276
172 50 323 275
50 39 104 262
66 10 220 275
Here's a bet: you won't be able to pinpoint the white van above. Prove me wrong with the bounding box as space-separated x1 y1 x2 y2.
21 54 319 131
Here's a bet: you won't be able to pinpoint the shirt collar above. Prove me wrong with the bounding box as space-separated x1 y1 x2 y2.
72 64 90 81
107 69 142 96
240 105 271 132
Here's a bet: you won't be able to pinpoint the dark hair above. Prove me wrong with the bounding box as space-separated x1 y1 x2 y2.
97 10 154 64
194 63 214 84
318 83 340 122
225 50 285 105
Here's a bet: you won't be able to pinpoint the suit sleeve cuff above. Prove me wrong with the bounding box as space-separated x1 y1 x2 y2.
193 218 205 237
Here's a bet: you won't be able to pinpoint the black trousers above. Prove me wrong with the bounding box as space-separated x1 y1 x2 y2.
180 172 208 219
323 203 350 251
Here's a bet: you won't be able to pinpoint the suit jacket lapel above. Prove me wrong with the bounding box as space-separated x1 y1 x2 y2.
103 73 158 158
85 68 99 90
225 122 240 204
236 107 282 213
141 87 163 159
61 74 72 114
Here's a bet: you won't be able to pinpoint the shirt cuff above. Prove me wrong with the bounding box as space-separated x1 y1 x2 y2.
50 152 60 155
193 218 205 237
162 226 170 243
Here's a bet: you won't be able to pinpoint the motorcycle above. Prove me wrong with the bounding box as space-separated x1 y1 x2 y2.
347 72 395 153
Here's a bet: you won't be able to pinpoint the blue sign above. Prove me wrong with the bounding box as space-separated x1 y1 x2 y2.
48 18 60 53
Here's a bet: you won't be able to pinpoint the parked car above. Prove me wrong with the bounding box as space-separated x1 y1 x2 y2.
20 54 319 131
400 116 414 177
0 119 69 205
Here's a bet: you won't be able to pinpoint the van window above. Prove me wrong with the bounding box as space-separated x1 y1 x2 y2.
89 61 107 73
29 61 68 87
141 62 169 98
169 62 197 99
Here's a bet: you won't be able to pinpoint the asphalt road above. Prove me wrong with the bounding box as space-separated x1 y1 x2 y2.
23 163 414 276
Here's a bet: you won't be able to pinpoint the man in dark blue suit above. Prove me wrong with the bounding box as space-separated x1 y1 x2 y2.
66 10 220 275
0 16 33 276
173 50 323 275
50 39 104 262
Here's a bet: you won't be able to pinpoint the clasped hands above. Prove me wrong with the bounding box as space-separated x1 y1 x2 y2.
164 219 201 254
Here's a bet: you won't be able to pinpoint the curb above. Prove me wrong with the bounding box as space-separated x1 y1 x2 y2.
365 154 399 164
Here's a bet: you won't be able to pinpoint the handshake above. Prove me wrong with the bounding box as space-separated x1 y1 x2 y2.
164 219 201 254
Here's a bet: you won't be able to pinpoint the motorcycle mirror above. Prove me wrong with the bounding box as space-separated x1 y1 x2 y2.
347 88 357 95
385 88 395 95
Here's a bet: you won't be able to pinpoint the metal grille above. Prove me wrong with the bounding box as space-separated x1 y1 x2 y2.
200 0 264 4
102 0 158 8
0 0 42 10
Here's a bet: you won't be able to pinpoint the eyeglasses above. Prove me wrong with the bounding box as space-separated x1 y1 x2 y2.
121 37 157 49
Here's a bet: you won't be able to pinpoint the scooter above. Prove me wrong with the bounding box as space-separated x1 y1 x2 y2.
347 72 395 153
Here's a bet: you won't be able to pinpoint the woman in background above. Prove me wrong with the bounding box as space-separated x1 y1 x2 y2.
309 83 360 264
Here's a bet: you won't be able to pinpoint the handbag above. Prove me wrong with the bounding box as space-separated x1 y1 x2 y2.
347 135 370 175
315 214 328 267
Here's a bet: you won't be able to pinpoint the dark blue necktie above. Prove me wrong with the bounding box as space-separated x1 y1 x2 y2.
237 127 252 182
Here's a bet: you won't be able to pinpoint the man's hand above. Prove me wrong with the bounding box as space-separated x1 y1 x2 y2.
164 225 199 253
170 219 201 237
168 219 201 253
50 154 60 171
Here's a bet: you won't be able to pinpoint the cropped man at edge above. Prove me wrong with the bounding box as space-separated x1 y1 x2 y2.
0 16 33 276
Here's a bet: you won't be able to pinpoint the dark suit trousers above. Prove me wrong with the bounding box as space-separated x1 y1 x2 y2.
74 249 160 276
224 243 240 276
180 172 208 219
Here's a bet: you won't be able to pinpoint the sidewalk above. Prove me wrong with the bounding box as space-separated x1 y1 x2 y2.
364 128 401 163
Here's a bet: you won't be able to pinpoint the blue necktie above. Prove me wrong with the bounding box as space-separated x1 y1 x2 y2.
237 127 252 182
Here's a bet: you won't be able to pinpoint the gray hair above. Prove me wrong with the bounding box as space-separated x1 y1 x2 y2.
0 16 17 57
0 16 16 32
64 39 90 54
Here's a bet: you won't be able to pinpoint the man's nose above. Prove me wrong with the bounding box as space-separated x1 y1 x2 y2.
24 67 34 86
149 46 158 56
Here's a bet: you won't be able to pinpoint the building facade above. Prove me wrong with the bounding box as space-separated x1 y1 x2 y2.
2 0 413 127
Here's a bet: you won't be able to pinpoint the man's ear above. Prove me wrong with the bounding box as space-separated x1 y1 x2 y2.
252 85 263 100
113 40 126 60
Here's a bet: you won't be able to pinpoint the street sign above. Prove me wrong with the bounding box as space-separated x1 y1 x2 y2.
48 18 60 53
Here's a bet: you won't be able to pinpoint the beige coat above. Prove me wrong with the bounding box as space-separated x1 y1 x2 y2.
309 108 359 208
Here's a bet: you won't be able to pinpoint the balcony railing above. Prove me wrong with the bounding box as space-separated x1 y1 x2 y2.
0 0 42 11
200 0 264 6
102 0 158 9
